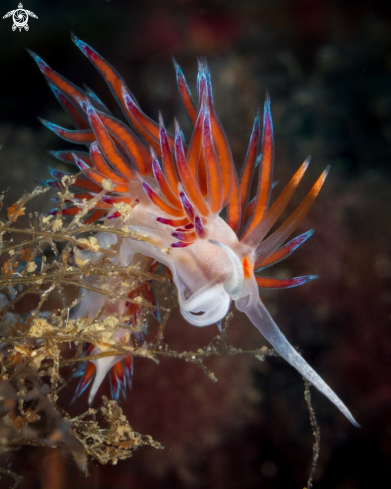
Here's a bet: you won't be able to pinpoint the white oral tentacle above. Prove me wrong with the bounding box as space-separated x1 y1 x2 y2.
180 286 231 326
208 240 244 296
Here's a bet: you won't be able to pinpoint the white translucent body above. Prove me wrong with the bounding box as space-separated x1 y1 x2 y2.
73 188 359 427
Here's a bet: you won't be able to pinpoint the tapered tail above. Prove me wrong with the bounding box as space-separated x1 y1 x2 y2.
237 297 360 427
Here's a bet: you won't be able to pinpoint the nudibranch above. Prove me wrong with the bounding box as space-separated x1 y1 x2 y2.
28 33 358 426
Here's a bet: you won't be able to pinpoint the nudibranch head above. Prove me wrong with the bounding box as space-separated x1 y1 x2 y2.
29 33 358 427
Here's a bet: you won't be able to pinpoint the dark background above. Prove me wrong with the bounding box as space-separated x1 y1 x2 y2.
1 0 391 488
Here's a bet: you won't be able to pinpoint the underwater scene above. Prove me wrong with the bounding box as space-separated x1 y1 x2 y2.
0 0 390 488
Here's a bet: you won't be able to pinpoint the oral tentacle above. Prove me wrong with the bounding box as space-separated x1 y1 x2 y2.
179 285 231 326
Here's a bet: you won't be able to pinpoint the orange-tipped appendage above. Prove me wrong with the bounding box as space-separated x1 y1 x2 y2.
255 167 329 262
239 108 261 217
202 107 223 214
96 111 151 176
242 94 274 236
89 142 128 184
151 156 182 209
159 113 180 196
173 58 197 126
142 181 185 218
174 120 210 217
87 106 135 181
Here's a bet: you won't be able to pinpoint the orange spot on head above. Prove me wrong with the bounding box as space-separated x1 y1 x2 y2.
242 256 251 279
